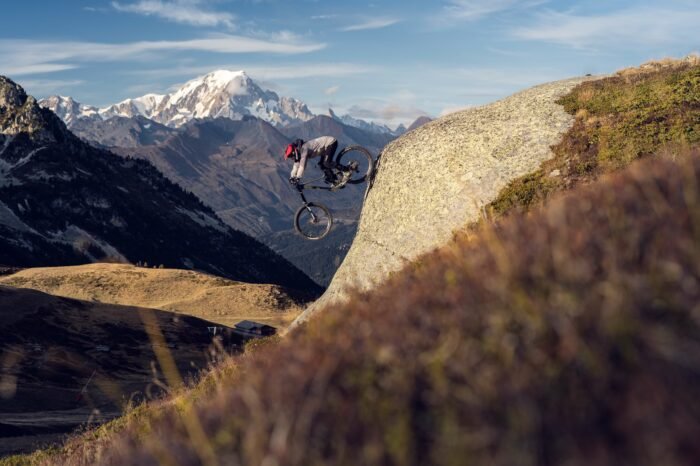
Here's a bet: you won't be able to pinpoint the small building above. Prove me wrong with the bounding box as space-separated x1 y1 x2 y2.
234 320 277 338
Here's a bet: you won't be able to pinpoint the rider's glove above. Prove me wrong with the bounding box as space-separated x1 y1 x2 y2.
289 177 298 185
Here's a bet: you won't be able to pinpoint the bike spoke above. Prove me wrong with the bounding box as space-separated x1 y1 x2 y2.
296 204 332 239
335 146 373 185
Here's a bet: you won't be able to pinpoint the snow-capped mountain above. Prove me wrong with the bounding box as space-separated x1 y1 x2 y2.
1 75 320 292
328 108 405 136
406 115 432 132
39 95 99 125
39 70 425 134
40 70 315 129
99 93 166 120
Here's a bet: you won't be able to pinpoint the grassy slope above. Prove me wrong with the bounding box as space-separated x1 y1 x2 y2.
22 149 700 466
6 60 700 465
0 264 302 328
488 57 700 217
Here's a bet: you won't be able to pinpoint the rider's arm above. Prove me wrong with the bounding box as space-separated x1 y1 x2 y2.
295 146 309 178
290 161 300 178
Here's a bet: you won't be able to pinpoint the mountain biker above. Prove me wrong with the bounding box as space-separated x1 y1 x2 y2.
285 136 339 186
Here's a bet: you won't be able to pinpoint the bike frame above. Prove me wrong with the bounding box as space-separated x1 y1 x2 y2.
296 175 336 203
290 147 371 240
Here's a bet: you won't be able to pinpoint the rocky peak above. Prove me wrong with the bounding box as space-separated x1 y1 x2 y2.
40 95 99 125
406 116 432 132
0 76 28 108
0 76 69 144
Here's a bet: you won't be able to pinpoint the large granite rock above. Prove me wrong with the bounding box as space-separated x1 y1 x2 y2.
295 77 592 325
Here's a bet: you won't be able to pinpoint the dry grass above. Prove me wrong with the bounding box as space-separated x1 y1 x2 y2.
22 150 700 466
0 264 302 328
616 54 700 81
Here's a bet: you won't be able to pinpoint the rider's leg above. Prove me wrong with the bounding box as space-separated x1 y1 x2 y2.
322 167 336 184
320 141 339 183
320 141 338 170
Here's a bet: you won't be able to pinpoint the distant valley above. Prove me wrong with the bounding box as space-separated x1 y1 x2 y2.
1 76 319 294
39 70 431 285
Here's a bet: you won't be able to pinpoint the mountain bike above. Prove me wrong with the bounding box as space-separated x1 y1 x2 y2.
293 145 374 240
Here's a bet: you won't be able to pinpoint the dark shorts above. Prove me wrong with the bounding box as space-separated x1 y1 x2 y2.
319 141 338 169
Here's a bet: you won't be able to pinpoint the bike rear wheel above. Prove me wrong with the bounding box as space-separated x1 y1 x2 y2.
294 202 333 240
334 145 374 185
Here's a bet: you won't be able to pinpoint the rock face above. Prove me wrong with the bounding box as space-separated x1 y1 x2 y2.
295 77 591 324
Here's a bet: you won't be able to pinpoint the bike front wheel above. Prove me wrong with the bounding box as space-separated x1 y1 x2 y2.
335 145 374 184
294 202 333 240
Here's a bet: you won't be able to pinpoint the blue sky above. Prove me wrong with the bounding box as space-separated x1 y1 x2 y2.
1 0 699 127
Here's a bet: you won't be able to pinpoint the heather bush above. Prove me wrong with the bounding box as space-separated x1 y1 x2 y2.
29 152 700 466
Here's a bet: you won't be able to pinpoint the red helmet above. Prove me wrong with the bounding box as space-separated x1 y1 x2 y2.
284 139 304 160
285 144 295 159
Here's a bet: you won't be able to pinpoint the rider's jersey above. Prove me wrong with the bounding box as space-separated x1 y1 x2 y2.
291 136 337 178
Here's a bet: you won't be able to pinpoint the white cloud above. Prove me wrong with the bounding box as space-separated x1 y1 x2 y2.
2 63 78 77
514 7 700 49
435 0 546 23
324 85 341 95
126 63 376 80
112 0 235 28
342 18 401 32
345 101 429 126
0 35 325 77
18 79 85 95
239 64 374 80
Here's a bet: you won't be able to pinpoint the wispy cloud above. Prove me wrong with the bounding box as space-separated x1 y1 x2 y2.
324 85 340 96
344 100 429 126
0 35 325 78
2 63 78 77
436 0 546 23
18 79 85 95
112 0 235 28
342 18 401 32
246 64 375 80
514 7 700 49
126 63 376 80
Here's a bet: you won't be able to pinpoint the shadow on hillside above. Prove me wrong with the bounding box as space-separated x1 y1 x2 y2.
0 285 245 457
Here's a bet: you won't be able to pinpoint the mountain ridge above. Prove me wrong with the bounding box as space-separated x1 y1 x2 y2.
0 76 321 294
39 70 421 136
109 115 389 286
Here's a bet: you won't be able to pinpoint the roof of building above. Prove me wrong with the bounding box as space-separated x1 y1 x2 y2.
235 320 276 331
